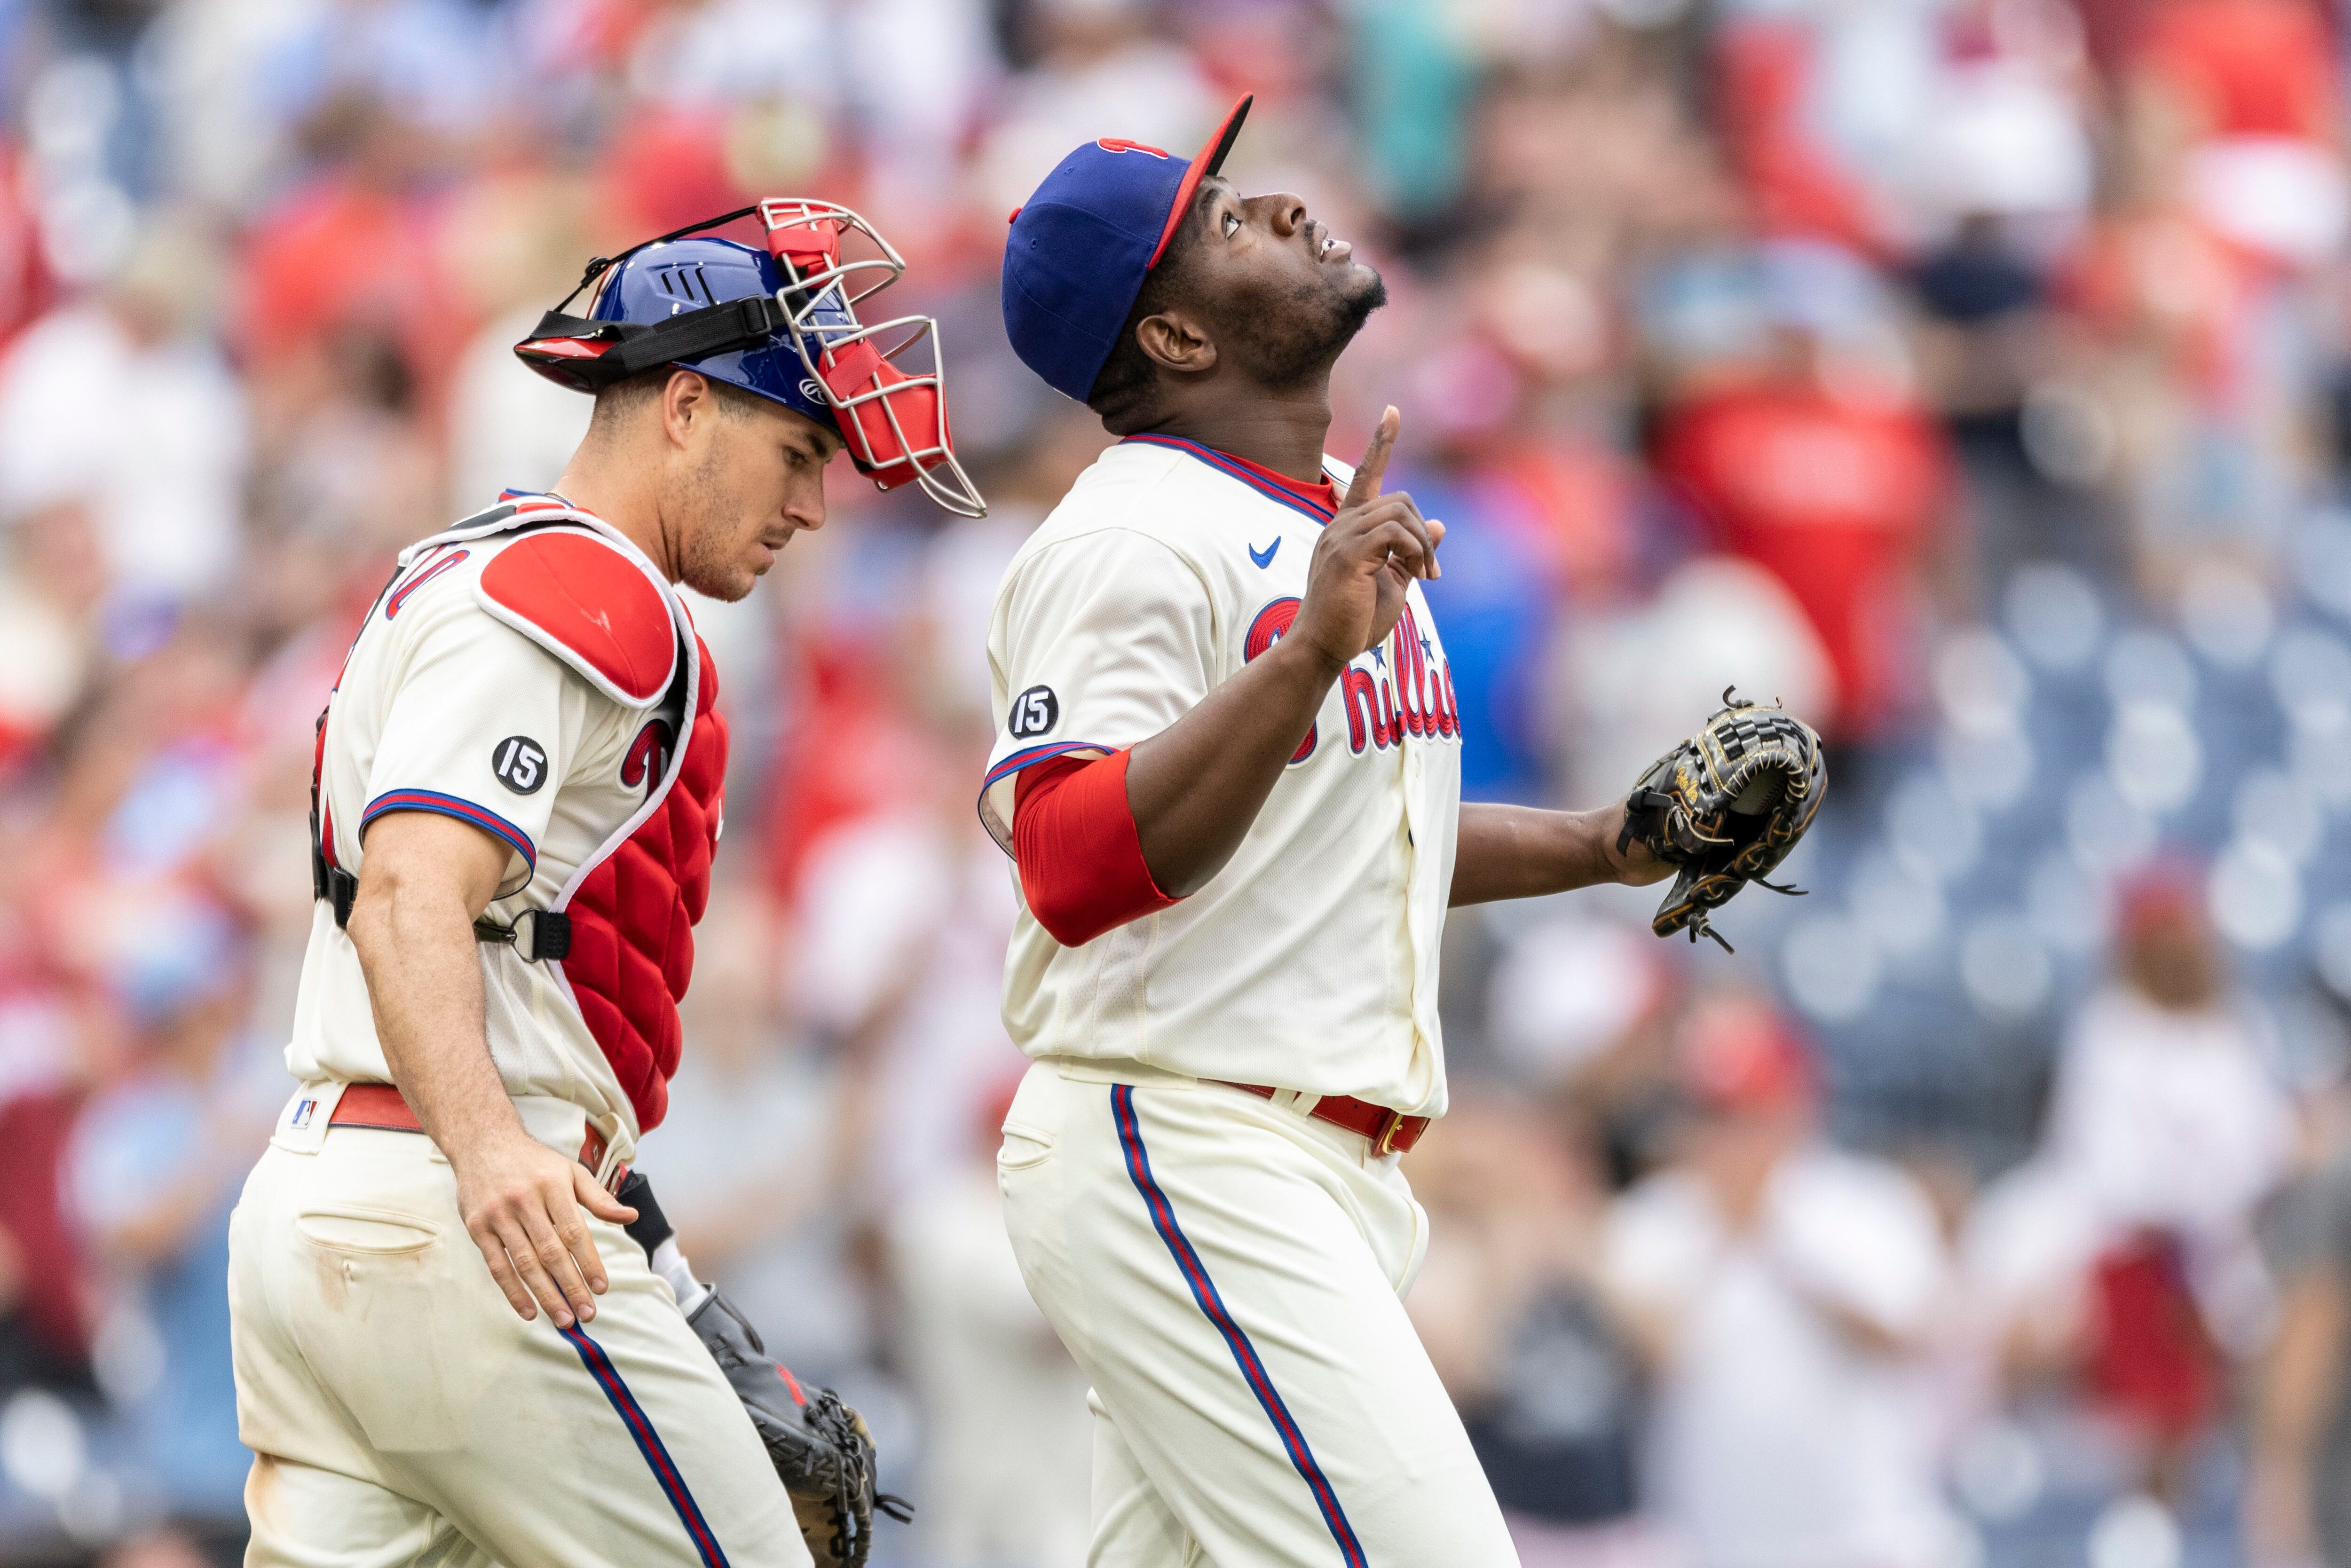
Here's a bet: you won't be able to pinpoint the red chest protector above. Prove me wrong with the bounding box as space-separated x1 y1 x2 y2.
467 507 729 1136
316 496 729 1135
555 640 727 1134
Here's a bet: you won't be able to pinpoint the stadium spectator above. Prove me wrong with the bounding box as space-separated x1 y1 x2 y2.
2038 861 2291 1496
888 1075 1090 1568
642 888 858 1377
1408 1092 1654 1568
1602 996 1957 1568
0 220 246 610
2248 1118 2351 1568
0 990 96 1395
65 891 276 1549
1910 214 2107 578
1650 243 1957 749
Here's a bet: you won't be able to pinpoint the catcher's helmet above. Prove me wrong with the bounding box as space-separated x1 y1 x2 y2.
517 201 984 517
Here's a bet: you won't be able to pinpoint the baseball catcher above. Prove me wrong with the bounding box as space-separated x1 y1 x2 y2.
1617 690 1827 950
229 195 970 1568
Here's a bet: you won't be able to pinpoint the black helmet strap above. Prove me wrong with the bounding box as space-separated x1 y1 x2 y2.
520 293 795 391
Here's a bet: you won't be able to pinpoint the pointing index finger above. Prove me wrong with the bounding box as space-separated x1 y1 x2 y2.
1345 406 1399 511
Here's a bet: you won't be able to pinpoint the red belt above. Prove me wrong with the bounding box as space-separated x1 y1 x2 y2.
329 1083 618 1183
1216 1082 1431 1156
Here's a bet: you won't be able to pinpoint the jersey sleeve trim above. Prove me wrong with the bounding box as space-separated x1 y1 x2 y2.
983 740 1114 792
362 788 537 872
977 741 1114 855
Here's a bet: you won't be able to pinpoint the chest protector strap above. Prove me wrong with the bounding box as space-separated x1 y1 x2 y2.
473 906 572 961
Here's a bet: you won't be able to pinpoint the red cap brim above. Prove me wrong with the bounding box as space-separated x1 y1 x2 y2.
1150 95 1252 269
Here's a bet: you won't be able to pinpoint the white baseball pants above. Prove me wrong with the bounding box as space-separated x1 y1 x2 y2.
997 1062 1520 1568
228 1094 809 1568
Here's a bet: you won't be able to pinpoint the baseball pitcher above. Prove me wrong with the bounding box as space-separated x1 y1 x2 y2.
983 98 1826 1567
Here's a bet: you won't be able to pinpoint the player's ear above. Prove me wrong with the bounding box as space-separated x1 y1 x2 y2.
661 369 716 450
1135 310 1216 377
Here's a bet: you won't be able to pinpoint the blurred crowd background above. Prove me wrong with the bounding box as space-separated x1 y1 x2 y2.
7 0 2351 1565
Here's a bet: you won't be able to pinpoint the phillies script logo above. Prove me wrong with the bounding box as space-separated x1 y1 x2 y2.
385 547 468 619
622 719 673 798
1096 138 1170 158
1243 600 1464 759
1339 602 1461 754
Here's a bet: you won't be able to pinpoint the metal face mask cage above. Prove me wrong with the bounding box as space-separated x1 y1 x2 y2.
513 201 986 518
756 199 985 521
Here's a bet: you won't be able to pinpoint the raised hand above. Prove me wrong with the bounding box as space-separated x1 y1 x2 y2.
1289 407 1443 671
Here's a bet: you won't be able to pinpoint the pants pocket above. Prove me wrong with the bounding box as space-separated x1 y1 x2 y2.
295 1207 441 1253
289 1205 480 1455
998 1121 1057 1173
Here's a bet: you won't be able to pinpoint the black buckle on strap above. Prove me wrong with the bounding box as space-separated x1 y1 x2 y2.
314 864 359 929
473 908 572 964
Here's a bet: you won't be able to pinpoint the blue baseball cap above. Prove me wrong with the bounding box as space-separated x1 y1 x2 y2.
1002 95 1253 403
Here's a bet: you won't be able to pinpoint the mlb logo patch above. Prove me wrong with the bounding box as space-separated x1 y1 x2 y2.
292 1098 317 1129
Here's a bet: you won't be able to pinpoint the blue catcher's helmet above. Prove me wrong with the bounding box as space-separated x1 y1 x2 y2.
516 200 984 516
589 236 833 426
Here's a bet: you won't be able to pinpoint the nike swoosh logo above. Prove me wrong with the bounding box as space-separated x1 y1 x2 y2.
1248 538 1280 568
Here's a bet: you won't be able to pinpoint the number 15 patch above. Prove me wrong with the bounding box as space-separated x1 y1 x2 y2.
492 735 548 795
1009 685 1059 739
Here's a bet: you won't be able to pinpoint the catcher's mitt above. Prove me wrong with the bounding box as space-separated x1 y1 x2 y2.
688 1287 912 1564
1617 689 1825 951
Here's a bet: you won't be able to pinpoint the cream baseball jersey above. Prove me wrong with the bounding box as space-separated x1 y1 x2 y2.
291 493 702 1151
980 436 1464 1117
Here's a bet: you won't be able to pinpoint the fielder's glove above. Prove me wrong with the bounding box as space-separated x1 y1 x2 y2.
1617 689 1825 951
688 1287 912 1565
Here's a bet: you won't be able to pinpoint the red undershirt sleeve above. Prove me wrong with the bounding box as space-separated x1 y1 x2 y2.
1011 749 1179 947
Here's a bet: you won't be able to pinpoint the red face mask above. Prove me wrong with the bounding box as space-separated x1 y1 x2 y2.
761 199 982 518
